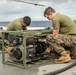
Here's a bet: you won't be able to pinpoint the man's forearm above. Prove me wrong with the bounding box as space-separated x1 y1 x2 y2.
53 29 59 34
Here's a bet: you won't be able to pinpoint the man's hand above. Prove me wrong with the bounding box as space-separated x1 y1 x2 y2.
53 29 59 34
45 47 55 56
45 47 51 53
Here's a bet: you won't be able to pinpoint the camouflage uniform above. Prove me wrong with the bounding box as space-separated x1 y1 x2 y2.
46 34 76 54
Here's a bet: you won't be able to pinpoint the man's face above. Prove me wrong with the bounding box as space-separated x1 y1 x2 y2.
21 19 27 27
45 12 54 20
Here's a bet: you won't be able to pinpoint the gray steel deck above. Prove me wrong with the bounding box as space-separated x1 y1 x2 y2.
0 53 76 75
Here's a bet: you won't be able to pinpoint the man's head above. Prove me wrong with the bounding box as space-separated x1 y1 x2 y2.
21 16 31 26
44 7 56 20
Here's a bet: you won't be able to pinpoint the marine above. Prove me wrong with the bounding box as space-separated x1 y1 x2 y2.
44 7 76 64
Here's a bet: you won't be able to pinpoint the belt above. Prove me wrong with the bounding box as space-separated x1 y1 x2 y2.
70 34 76 36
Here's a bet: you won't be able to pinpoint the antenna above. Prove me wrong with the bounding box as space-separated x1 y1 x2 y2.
12 0 45 6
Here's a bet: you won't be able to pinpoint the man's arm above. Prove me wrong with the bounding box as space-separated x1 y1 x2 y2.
53 29 59 34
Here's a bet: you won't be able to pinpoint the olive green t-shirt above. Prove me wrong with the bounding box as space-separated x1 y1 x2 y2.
52 13 76 34
7 18 26 31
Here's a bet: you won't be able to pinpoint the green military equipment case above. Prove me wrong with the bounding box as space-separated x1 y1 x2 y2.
2 28 53 69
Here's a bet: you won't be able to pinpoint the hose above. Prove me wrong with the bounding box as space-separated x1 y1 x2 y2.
44 61 76 75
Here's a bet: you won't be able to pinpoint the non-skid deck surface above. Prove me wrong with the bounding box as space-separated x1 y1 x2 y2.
0 53 76 75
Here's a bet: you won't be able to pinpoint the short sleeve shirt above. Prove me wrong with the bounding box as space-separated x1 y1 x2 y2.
7 18 26 31
52 13 76 34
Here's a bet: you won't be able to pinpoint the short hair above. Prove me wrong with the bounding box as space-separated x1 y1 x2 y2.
23 16 31 26
44 7 56 16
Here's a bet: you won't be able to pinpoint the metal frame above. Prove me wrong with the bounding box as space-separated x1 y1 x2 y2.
2 30 53 69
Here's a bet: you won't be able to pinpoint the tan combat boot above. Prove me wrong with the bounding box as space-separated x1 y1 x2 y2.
6 46 14 55
54 51 71 64
69 48 76 58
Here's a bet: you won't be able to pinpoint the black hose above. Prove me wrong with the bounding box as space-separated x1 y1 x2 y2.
44 61 76 75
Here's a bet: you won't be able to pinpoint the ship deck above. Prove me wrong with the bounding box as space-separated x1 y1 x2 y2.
0 52 76 75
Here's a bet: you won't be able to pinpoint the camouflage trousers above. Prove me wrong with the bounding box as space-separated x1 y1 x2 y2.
46 34 76 54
